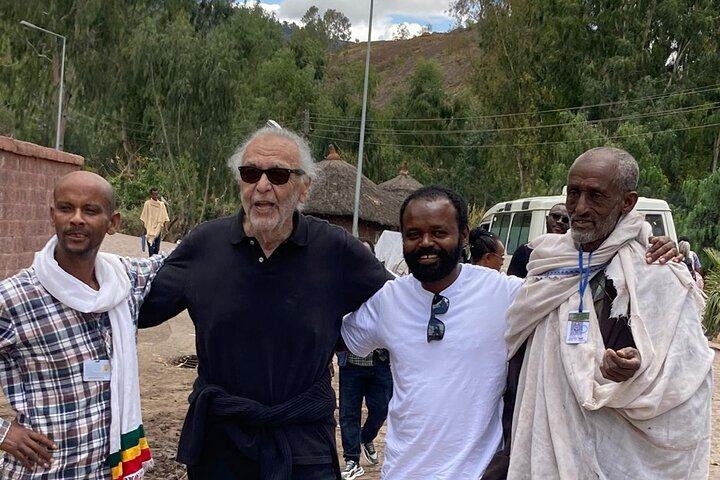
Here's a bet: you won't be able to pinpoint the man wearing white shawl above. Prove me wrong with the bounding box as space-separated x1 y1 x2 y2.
506 147 713 479
0 172 163 479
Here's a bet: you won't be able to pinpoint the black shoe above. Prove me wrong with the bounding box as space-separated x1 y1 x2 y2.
341 460 365 479
361 441 379 465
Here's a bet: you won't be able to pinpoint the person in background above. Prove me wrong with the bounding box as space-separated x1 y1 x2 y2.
0 171 162 479
140 188 169 257
338 240 393 480
679 239 704 290
507 203 569 278
678 236 704 289
468 228 505 271
679 241 696 277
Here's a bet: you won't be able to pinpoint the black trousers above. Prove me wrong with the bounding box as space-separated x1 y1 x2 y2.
148 236 161 256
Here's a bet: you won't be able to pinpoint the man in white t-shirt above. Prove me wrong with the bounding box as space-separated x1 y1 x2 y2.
342 186 522 479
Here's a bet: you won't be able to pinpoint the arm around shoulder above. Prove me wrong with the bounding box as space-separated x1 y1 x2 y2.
138 233 194 328
341 234 393 313
341 282 390 359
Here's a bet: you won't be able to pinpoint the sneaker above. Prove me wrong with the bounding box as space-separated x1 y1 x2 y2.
361 441 379 465
341 460 365 479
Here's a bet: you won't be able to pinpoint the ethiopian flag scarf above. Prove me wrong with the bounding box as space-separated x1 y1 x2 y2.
34 236 153 479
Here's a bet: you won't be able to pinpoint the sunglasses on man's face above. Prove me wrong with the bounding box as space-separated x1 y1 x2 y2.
427 293 449 342
238 166 306 185
550 212 570 224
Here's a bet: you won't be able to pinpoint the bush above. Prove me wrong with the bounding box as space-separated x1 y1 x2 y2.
117 207 144 237
701 248 720 339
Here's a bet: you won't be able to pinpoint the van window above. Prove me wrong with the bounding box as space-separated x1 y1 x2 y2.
489 212 532 255
644 214 666 236
506 212 532 254
491 213 512 247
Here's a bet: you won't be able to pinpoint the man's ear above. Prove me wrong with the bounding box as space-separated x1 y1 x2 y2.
621 191 639 215
107 212 121 235
298 176 312 204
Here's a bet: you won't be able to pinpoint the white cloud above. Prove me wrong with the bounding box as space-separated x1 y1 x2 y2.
257 2 281 15
352 20 427 42
255 1 453 41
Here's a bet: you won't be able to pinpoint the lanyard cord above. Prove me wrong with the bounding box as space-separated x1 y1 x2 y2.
578 249 593 312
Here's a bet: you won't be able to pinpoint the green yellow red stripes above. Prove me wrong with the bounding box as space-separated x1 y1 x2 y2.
109 425 152 480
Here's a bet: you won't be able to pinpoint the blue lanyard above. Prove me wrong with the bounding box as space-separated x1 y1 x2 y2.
578 249 593 312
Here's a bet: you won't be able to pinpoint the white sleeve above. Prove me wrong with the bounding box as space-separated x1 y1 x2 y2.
504 273 524 302
342 293 384 358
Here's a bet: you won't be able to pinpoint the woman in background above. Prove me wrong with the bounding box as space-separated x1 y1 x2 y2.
469 228 505 272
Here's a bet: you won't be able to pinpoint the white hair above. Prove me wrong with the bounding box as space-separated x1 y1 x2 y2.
678 240 691 258
227 126 318 183
579 147 639 192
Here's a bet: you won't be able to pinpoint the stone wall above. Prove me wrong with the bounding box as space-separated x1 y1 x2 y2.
0 137 83 279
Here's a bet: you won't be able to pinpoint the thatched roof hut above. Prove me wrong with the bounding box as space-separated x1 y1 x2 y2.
379 167 423 203
304 146 401 233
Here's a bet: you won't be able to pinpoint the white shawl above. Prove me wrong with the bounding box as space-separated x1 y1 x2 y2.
34 236 150 479
506 210 713 479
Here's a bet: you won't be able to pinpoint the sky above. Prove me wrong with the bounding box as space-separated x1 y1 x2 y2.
256 0 456 41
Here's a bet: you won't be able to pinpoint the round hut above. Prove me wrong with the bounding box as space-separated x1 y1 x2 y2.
303 145 401 240
379 166 423 204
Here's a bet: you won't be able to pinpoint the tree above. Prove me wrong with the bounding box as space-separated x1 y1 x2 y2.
299 6 351 51
448 0 483 26
392 24 410 41
677 169 720 254
386 60 469 183
289 6 352 80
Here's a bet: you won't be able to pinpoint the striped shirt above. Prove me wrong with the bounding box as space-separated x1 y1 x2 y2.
0 255 164 479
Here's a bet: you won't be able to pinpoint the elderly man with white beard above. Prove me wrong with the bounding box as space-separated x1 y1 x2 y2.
505 147 713 479
139 126 391 479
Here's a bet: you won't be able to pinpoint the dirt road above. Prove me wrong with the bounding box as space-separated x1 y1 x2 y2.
1 232 717 479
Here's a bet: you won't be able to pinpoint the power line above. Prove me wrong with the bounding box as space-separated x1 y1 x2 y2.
308 83 720 123
307 121 720 150
309 102 720 135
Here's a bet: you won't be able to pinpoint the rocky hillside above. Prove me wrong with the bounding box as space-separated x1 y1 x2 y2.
326 28 480 108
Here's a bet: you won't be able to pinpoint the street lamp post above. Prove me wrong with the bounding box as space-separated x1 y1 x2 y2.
20 20 66 151
351 0 374 237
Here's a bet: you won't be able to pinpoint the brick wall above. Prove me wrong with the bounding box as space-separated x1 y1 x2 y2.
0 137 83 279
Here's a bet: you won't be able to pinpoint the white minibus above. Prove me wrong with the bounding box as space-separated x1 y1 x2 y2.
479 194 677 271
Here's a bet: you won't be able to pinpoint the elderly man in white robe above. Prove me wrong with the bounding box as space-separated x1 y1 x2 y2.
506 147 713 479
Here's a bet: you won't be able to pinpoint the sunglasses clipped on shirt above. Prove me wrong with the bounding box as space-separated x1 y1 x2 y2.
427 294 450 342
550 212 570 224
238 166 306 185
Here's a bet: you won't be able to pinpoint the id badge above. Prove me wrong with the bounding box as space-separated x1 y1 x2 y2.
565 310 590 344
83 360 111 382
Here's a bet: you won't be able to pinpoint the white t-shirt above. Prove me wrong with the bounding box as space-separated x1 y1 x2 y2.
342 264 523 479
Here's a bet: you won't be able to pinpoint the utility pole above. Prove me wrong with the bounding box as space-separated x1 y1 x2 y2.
352 0 374 237
20 21 66 151
303 108 310 137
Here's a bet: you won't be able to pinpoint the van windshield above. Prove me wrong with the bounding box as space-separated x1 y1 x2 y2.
490 212 532 255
